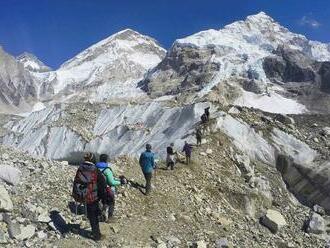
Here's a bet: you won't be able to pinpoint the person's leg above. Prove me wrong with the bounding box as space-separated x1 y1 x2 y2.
87 202 101 240
144 172 152 194
108 196 115 218
171 162 174 170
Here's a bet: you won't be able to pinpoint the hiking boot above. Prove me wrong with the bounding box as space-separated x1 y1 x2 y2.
92 233 105 241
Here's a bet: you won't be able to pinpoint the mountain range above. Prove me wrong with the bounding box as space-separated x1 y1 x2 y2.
0 12 330 115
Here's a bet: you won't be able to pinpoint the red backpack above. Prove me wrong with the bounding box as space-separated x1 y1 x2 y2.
72 167 98 204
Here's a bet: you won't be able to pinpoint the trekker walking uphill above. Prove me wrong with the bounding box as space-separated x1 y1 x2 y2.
96 154 126 223
166 143 177 170
196 128 202 146
182 141 193 165
72 153 106 241
139 144 155 195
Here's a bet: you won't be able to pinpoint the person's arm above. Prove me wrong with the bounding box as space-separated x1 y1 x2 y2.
139 153 143 166
151 154 155 168
104 169 121 187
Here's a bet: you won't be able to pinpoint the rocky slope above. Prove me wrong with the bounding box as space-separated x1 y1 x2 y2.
0 125 328 247
139 12 330 114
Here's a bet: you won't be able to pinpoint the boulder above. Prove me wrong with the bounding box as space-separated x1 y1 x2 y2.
16 225 35 240
37 212 51 223
0 230 7 244
0 185 13 212
313 205 325 216
320 127 330 137
261 209 287 233
215 238 231 248
192 240 207 248
8 222 21 239
206 149 213 155
306 213 325 234
0 165 21 186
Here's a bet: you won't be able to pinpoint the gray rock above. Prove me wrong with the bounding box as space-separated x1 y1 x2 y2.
306 213 325 234
167 236 181 246
15 225 35 240
261 209 287 233
215 238 230 248
0 184 13 212
37 231 47 239
0 230 7 244
320 127 330 137
192 240 207 248
0 164 21 186
8 222 21 239
37 212 51 223
313 205 325 216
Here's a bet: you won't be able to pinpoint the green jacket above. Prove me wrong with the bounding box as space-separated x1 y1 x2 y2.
96 162 121 187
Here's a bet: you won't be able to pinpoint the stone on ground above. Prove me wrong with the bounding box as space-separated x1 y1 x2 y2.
0 184 13 212
261 209 287 233
0 164 21 185
306 213 325 234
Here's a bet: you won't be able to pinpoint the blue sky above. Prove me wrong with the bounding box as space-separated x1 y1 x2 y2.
0 0 329 69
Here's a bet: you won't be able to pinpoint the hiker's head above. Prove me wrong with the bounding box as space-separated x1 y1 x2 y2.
185 141 188 144
100 154 108 163
170 143 174 147
146 143 152 151
84 152 95 163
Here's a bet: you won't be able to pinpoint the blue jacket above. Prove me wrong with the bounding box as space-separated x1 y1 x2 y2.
139 150 155 174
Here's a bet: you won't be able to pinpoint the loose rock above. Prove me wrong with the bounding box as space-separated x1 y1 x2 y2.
261 209 287 233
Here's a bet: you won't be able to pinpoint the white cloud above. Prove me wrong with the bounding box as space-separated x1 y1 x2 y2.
299 15 321 28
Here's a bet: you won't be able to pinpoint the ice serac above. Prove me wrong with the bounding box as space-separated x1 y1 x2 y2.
140 12 330 114
0 47 39 114
16 52 51 73
42 29 166 102
271 128 330 212
2 102 209 162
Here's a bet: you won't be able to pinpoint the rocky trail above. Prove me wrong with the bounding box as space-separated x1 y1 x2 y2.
0 117 328 247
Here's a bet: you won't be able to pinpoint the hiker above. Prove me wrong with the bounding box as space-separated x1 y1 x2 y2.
196 128 202 146
166 143 177 170
201 113 208 124
96 154 126 222
72 153 107 241
182 141 193 165
205 107 210 121
139 144 155 195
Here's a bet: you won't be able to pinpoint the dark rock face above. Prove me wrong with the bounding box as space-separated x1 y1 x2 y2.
263 46 316 84
318 62 330 94
139 44 222 96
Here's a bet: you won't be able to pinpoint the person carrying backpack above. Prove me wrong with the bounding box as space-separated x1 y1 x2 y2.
96 154 126 222
72 152 106 241
182 141 193 165
166 143 177 170
139 144 155 195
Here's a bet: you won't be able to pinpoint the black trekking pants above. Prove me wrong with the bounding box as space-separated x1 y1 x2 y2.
143 172 152 195
167 161 175 170
108 196 115 218
87 201 101 239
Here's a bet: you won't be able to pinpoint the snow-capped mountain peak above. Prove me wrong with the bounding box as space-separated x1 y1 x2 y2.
60 28 166 70
42 29 166 101
17 52 51 72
